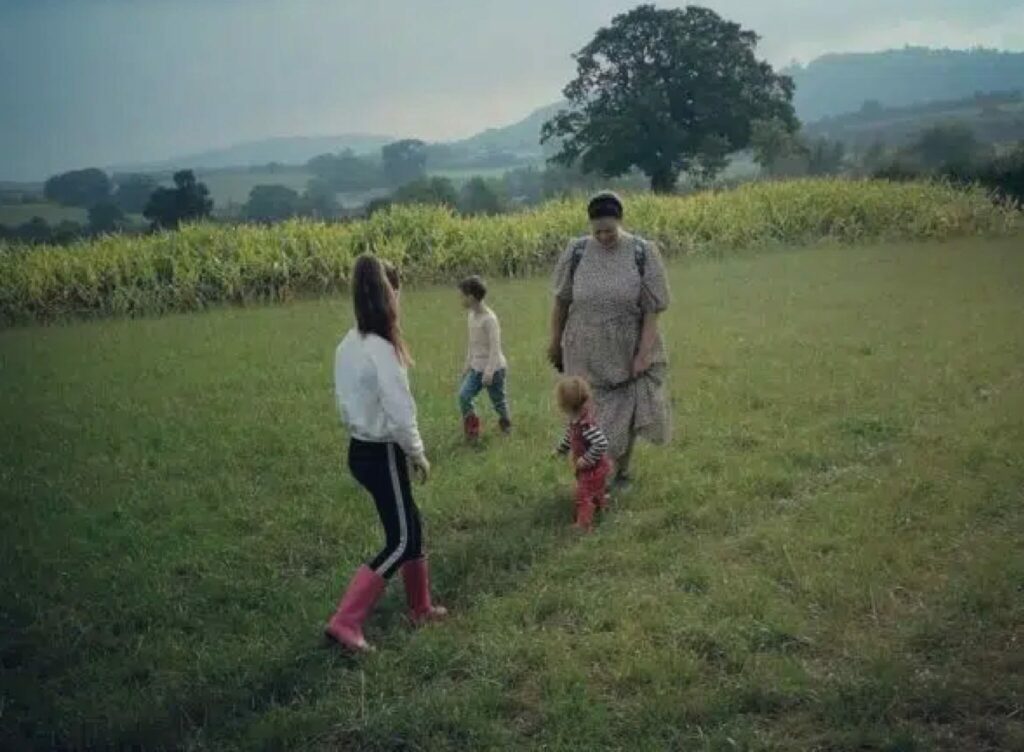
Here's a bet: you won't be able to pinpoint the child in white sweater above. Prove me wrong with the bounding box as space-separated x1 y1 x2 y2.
326 255 446 653
458 275 511 440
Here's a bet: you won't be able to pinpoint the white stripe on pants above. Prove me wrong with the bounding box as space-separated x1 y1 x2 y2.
375 443 409 576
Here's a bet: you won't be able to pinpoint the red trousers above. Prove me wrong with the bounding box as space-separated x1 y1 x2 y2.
574 458 611 530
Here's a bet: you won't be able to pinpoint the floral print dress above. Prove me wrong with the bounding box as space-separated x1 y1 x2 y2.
553 231 672 459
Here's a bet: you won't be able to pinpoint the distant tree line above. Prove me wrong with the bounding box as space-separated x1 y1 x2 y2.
866 124 1024 204
2 169 214 246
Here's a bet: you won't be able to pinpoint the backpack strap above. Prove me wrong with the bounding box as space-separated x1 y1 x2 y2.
569 237 587 285
568 235 648 286
634 237 648 278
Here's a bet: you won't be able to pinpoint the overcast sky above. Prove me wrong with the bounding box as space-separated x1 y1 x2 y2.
2 0 1023 180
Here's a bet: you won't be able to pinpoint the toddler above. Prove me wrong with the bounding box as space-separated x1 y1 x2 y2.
555 376 611 531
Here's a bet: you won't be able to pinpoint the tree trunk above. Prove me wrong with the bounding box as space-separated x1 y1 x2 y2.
649 168 678 194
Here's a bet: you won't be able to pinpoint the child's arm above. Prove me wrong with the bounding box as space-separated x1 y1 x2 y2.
578 424 609 468
483 315 502 384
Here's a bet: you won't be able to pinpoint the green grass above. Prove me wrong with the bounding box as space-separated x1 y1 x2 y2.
2 238 1023 751
0 203 88 226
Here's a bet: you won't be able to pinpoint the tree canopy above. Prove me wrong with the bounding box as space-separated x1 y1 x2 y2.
392 177 457 208
88 202 126 234
542 4 796 192
458 178 504 216
907 123 986 171
243 185 302 223
113 174 159 215
43 168 112 208
306 150 383 192
143 170 213 230
381 140 428 187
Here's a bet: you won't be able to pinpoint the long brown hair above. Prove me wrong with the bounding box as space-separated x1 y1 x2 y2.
351 254 411 365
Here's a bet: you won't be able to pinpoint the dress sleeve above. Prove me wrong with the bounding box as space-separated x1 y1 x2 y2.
552 239 578 304
639 240 670 314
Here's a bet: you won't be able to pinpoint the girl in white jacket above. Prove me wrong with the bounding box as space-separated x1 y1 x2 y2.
325 255 446 653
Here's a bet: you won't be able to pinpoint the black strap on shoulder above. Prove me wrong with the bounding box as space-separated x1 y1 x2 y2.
634 237 648 278
569 237 587 283
569 236 648 285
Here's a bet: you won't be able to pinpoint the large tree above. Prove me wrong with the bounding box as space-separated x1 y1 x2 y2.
392 177 458 208
43 168 112 208
306 150 383 192
113 174 159 214
459 177 504 216
243 184 302 223
381 139 428 187
300 178 340 219
143 170 213 230
542 4 796 192
906 123 984 171
88 201 126 234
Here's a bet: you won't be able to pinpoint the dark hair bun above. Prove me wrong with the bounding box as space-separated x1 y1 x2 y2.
587 191 624 220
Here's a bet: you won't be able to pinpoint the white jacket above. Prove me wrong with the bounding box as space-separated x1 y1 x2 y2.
334 329 425 461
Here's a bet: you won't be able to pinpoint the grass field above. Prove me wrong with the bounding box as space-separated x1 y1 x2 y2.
2 238 1023 750
0 203 88 227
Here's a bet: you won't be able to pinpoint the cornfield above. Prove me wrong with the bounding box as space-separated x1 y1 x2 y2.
1 179 1019 325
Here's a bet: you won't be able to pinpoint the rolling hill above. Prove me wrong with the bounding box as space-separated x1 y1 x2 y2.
786 47 1024 124
112 133 396 173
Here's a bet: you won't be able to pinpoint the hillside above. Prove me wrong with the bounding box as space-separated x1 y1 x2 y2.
448 101 564 157
805 90 1024 150
787 47 1024 124
114 133 396 173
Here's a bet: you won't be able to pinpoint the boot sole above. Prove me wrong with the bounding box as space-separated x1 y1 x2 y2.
324 626 374 653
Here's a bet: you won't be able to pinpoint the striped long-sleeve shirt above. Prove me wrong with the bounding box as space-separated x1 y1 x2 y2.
557 413 610 468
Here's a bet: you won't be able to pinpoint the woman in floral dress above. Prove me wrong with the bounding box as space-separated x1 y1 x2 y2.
547 192 672 491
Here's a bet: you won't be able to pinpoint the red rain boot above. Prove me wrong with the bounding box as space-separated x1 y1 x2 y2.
573 496 596 532
401 556 448 626
325 565 387 653
463 414 481 441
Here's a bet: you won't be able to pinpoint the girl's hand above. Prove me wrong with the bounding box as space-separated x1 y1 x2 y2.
411 455 431 484
575 457 590 471
482 371 494 387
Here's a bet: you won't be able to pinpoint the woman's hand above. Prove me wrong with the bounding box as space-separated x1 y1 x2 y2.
631 351 651 378
411 455 431 484
547 340 564 372
632 313 660 377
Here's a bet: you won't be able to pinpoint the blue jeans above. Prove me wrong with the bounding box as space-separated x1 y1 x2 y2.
459 369 509 421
